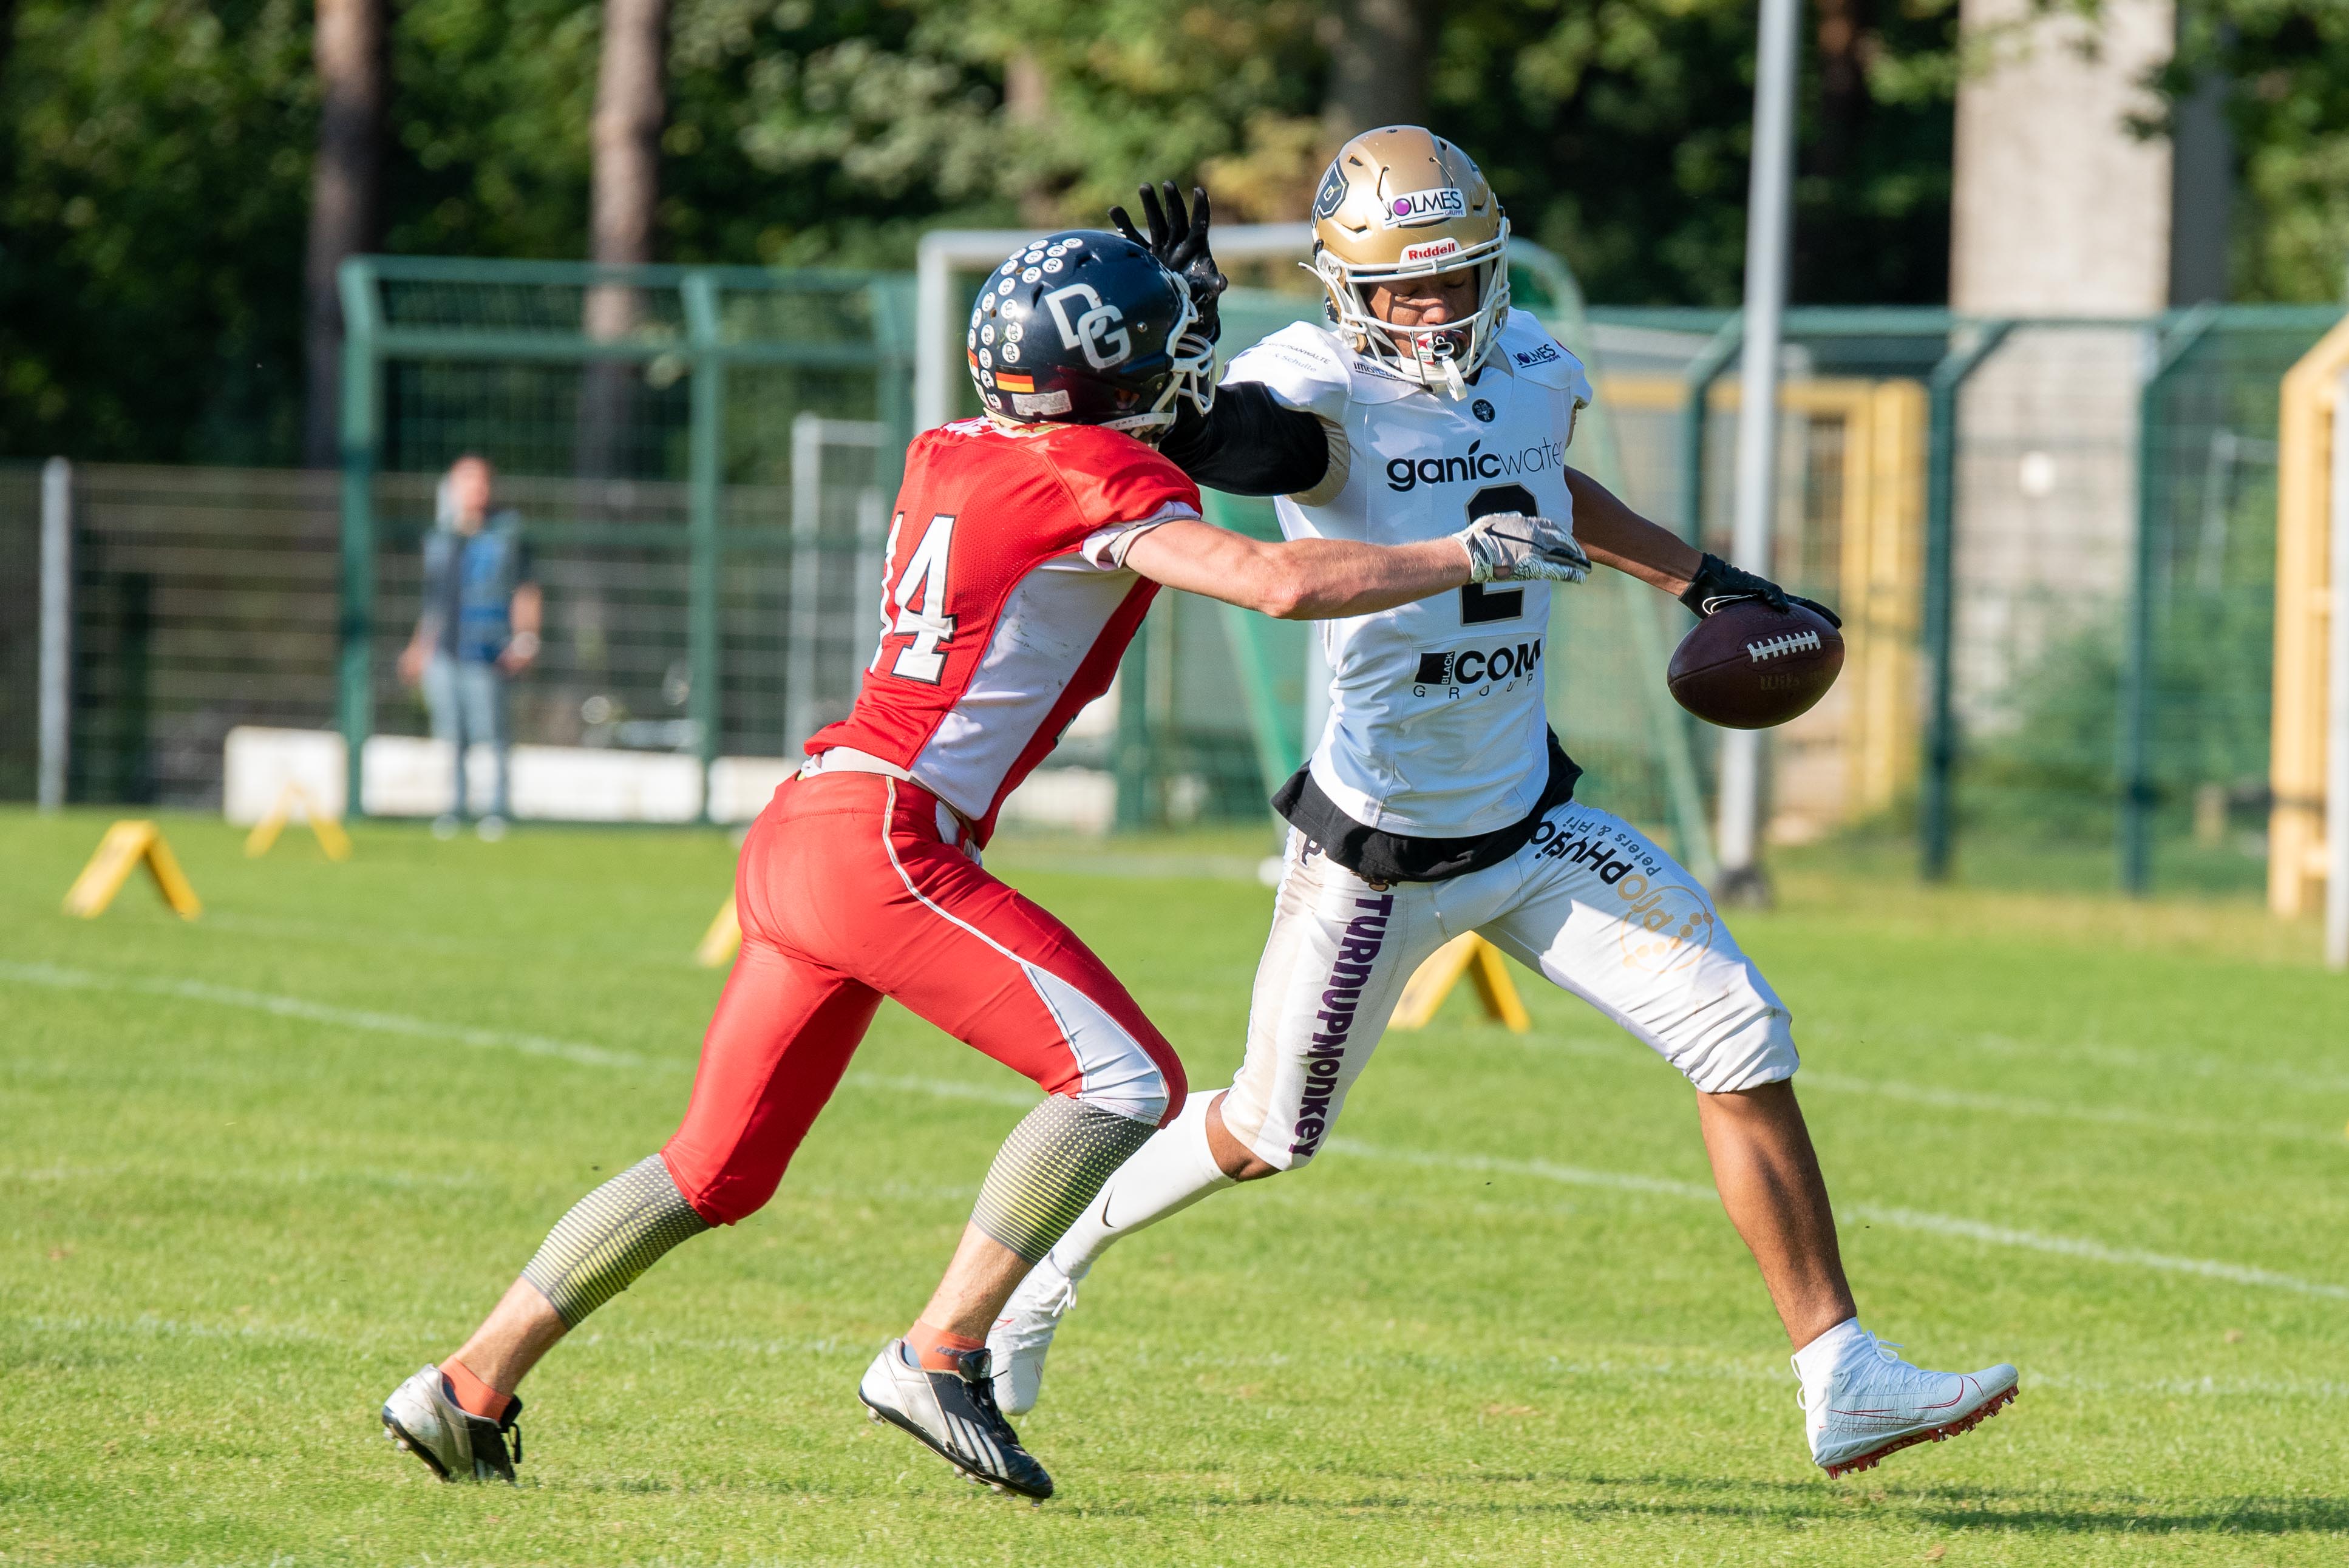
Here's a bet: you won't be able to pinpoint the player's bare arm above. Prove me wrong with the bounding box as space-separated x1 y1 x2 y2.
1565 464 1846 631
1121 512 1585 620
1562 465 1701 595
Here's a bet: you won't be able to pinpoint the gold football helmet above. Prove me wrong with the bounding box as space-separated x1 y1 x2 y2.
1310 126 1509 398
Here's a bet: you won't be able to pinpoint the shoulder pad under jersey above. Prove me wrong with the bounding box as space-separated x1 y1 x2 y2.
1494 315 1593 405
1220 322 1386 423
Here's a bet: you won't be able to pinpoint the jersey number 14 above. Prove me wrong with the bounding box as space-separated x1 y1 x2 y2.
877 512 958 683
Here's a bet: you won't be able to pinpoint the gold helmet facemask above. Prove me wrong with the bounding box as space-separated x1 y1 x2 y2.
1309 126 1510 399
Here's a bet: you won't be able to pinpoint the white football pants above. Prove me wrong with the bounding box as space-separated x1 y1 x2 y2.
1220 801 1800 1171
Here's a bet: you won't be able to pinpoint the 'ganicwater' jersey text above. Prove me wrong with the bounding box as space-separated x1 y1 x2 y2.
1223 311 1593 838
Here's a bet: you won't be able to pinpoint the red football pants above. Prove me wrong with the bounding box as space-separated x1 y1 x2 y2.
660 771 1186 1224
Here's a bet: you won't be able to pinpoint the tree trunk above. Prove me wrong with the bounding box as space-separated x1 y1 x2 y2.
1004 51 1059 227
1322 0 1433 144
304 0 386 470
577 0 669 480
1812 0 1866 186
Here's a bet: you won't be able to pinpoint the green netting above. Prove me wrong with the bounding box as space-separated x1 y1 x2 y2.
14 246 2324 903
339 257 915 798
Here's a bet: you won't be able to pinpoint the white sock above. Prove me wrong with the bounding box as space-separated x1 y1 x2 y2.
1792 1316 1867 1396
1046 1091 1236 1278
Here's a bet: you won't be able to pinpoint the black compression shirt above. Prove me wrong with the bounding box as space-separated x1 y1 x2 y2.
1159 382 1330 498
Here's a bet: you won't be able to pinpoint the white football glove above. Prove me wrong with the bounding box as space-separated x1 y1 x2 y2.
1454 511 1591 585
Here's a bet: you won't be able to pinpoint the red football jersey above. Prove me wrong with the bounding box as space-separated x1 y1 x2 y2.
808 418 1201 841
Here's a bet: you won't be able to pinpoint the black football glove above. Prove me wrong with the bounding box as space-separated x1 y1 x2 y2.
1109 180 1226 344
1678 551 1841 627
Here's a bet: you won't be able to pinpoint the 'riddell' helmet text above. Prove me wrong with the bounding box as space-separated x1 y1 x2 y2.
968 230 1215 440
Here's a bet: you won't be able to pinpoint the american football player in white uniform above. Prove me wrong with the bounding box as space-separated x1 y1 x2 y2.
988 132 2020 1480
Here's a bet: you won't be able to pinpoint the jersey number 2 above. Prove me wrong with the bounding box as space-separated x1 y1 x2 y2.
1461 484 1538 625
883 512 957 682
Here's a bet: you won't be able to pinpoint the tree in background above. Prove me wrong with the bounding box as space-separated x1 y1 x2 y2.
2166 0 2349 303
5 0 2344 467
577 0 668 479
0 0 313 463
1325 0 1434 139
303 0 386 467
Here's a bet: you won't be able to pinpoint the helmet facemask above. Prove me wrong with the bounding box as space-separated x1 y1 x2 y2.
1314 221 1511 400
1097 290 1217 443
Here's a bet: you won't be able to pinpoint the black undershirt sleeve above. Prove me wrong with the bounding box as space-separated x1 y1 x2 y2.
1158 382 1331 498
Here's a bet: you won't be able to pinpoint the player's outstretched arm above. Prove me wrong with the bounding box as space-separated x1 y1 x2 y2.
1563 466 1703 595
1563 467 1842 624
1121 514 1581 620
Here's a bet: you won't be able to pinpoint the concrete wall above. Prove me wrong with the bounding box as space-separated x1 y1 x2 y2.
1951 0 2178 316
1947 1 2177 733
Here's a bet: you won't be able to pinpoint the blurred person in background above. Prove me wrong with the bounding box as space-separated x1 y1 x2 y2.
398 455 541 840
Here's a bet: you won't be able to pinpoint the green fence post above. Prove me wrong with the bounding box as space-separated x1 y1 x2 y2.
683 271 724 820
1198 491 1301 815
1679 317 1744 546
2120 304 2222 896
1114 614 1154 831
1919 319 2014 882
1569 369 1720 878
336 257 382 820
871 276 919 497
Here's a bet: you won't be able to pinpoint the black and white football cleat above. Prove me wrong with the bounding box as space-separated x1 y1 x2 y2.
381 1365 523 1483
857 1339 1053 1500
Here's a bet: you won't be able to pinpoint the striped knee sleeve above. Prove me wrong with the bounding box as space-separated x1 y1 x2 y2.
520 1155 711 1327
970 1097 1157 1263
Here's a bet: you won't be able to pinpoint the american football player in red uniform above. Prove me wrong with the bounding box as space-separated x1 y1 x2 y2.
379 228 1591 1499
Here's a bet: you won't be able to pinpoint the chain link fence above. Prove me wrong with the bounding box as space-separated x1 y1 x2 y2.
1 251 2336 898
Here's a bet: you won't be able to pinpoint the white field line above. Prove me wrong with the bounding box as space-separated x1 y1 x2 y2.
1954 1030 2349 1098
1324 1138 2349 1302
1793 1069 2335 1145
0 959 658 1071
12 961 2342 1302
1514 1031 2337 1145
844 1071 1040 1110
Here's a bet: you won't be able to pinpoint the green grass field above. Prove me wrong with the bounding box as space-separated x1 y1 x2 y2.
4 807 2345 1566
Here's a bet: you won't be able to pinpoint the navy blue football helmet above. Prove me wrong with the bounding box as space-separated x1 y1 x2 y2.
967 230 1214 439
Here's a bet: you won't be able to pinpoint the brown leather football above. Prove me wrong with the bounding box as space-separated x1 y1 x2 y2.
1667 600 1844 730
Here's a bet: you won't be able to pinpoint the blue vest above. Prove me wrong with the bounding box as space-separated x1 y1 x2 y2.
424 518 529 663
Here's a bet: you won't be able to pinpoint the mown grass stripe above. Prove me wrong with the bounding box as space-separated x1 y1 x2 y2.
0 959 653 1071
12 960 2339 1303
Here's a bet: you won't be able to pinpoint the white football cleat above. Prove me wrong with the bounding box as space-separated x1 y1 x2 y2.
381 1365 523 1483
986 1256 1081 1417
1798 1332 2018 1478
858 1339 1053 1499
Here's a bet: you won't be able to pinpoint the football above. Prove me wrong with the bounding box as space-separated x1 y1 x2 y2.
1667 600 1845 729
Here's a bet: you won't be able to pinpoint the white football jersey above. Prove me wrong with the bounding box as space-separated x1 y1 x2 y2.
1222 312 1593 838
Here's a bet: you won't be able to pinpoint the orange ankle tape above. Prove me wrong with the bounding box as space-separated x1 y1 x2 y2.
440 1356 513 1420
909 1321 984 1373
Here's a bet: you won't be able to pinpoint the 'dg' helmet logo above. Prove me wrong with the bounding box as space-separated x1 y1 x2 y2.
1042 283 1134 370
